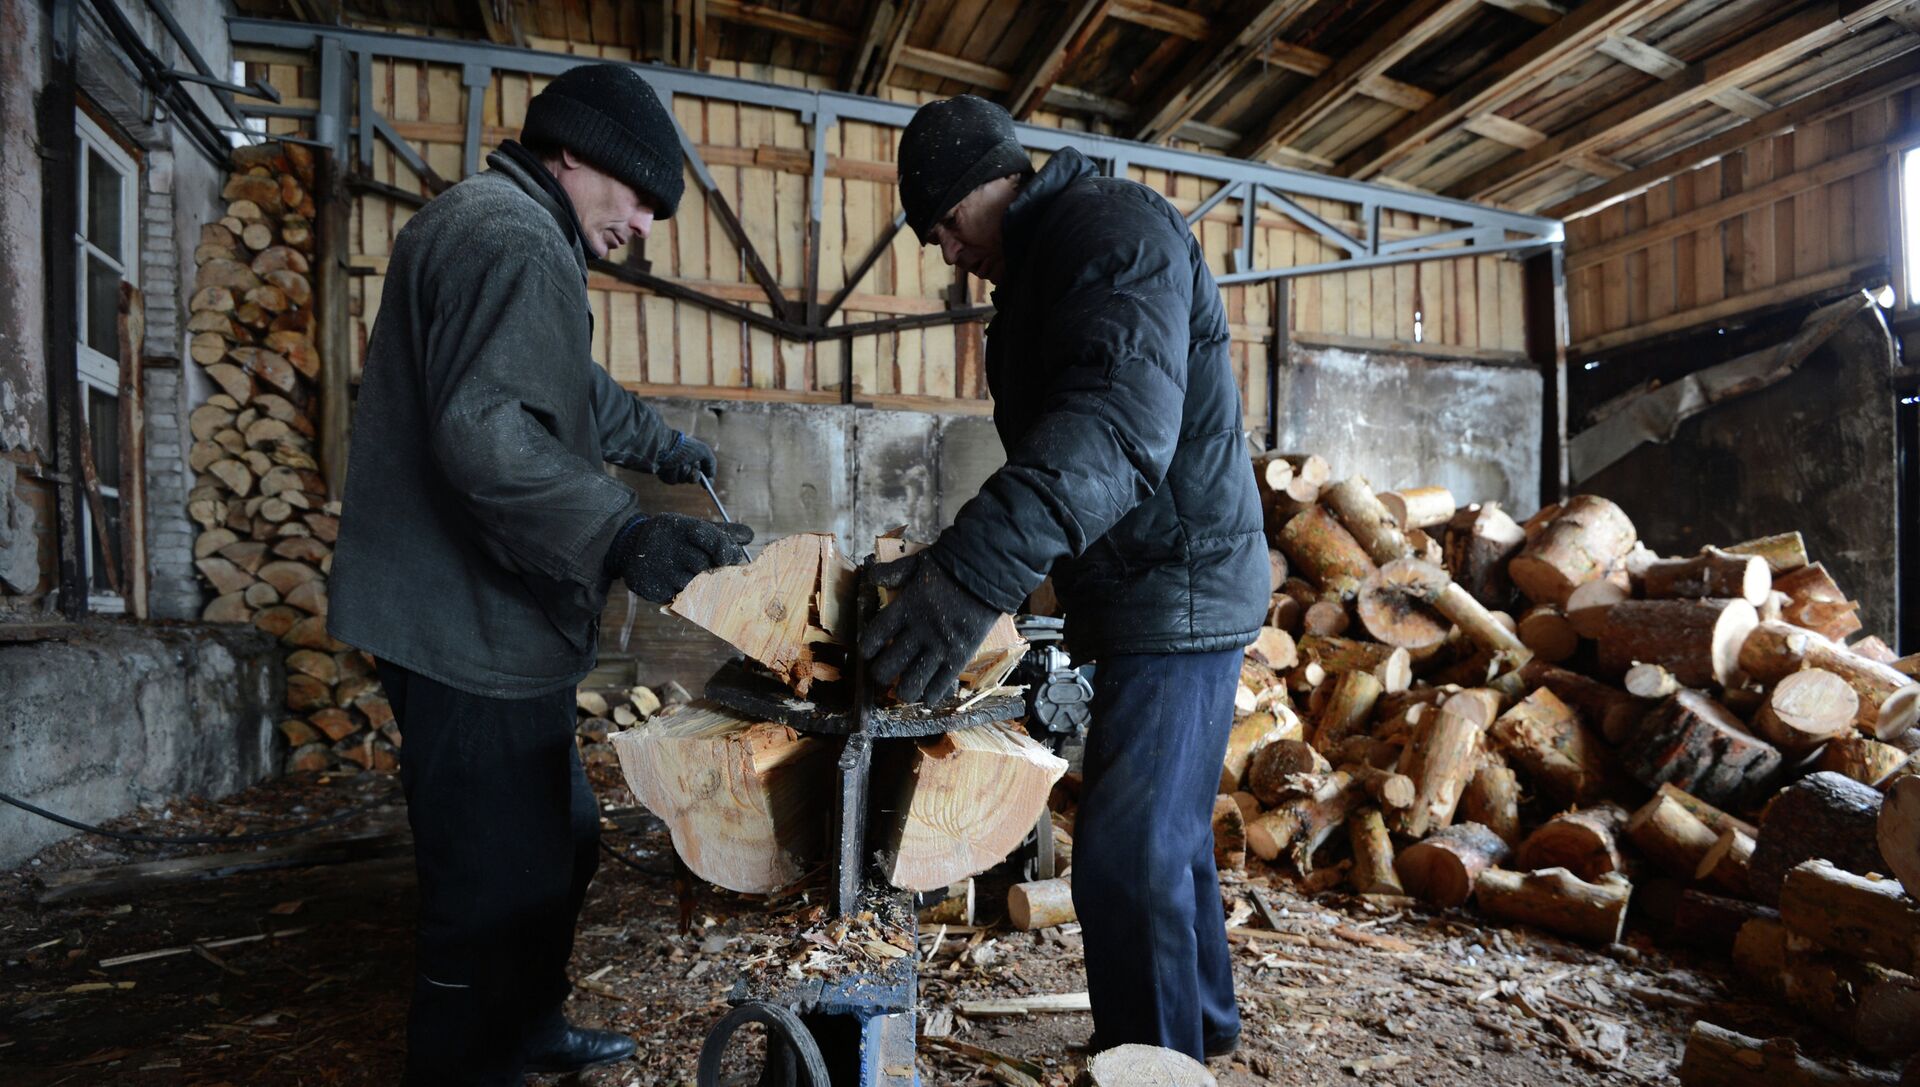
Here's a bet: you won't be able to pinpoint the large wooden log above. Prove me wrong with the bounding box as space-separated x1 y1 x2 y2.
1750 772 1887 906
1733 917 1920 1059
1520 660 1649 744
1627 791 1721 879
1444 503 1525 608
1752 668 1859 754
612 702 833 894
1396 822 1510 907
1516 804 1627 881
1489 687 1610 806
1642 546 1771 605
1780 858 1920 975
1625 691 1781 808
1678 1021 1900 1087
877 724 1067 891
670 534 852 695
1389 705 1481 838
1354 560 1450 650
1816 734 1912 787
1597 598 1758 689
1277 506 1377 598
1881 777 1920 900
1507 495 1636 607
1322 477 1414 565
1348 807 1404 895
1796 640 1920 737
1084 1045 1216 1087
1475 867 1631 944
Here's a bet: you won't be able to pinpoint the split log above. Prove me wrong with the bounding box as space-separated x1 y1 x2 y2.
1597 598 1758 689
1246 626 1297 670
1444 503 1525 609
1776 563 1865 641
1246 771 1365 872
1490 687 1610 806
1461 757 1521 846
1642 547 1771 605
1212 794 1246 872
1309 670 1383 752
611 702 833 894
1752 669 1858 754
1521 660 1649 744
1694 829 1755 898
1008 878 1076 930
1627 791 1721 879
1780 858 1920 975
1346 764 1415 811
1672 890 1778 954
1247 739 1327 807
1515 804 1627 881
1815 734 1911 787
1084 1045 1215 1087
1395 822 1510 907
1882 777 1920 899
1750 771 1887 906
1476 867 1631 944
1678 1021 1900 1087
202 592 250 623
1725 531 1811 574
1734 917 1920 1059
1321 477 1413 564
877 724 1067 891
1657 782 1758 839
669 534 853 696
1348 808 1404 895
1389 705 1481 837
194 556 254 596
1219 709 1303 793
1508 495 1637 607
1624 691 1780 808
1277 506 1377 598
1380 486 1455 530
1741 620 1823 684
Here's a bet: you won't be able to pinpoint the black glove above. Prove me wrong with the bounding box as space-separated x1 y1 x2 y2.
654 431 717 486
606 513 753 604
857 552 1000 705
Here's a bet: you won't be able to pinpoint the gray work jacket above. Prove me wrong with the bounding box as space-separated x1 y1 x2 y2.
328 151 674 697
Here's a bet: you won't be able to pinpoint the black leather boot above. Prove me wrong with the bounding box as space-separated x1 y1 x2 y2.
523 1023 636 1074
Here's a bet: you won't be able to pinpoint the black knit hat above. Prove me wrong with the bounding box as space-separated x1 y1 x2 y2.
521 63 684 219
898 95 1032 243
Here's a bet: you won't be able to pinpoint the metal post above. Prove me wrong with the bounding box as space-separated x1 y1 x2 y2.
462 63 492 178
806 106 835 327
1268 279 1287 452
41 0 86 617
1524 248 1570 508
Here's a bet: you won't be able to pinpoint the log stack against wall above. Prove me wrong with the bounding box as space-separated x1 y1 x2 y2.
187 142 385 774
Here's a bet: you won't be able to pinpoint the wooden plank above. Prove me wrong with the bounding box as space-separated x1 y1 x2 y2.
1006 0 1110 120
1392 212 1417 342
1643 182 1674 322
1692 161 1726 310
1107 0 1209 39
704 0 857 46
1453 256 1479 348
609 289 642 383
1791 122 1829 280
1499 259 1526 352
1598 203 1628 333
1477 254 1501 349
1573 259 1886 355
675 96 712 387
1291 330 1532 366
1131 0 1304 143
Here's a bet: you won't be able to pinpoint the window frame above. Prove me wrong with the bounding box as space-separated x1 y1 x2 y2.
74 109 139 614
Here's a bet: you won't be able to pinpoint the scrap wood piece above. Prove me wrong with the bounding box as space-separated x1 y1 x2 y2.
1571 292 1872 483
97 927 310 969
1780 858 1920 975
1475 867 1632 944
956 992 1091 1016
668 533 853 695
1678 1020 1900 1086
36 822 409 904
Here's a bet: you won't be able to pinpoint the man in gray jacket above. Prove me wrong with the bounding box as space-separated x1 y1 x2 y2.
329 64 750 1085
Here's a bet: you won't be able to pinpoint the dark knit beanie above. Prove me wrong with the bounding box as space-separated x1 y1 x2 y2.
521 63 684 219
898 95 1032 243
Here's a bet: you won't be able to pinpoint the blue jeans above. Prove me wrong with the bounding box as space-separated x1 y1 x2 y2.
1072 649 1242 1059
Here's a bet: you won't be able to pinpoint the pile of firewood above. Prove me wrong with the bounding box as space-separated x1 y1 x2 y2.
1217 452 1920 1075
186 141 391 775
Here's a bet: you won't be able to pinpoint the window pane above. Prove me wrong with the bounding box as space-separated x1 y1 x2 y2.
90 495 123 595
87 148 122 259
86 255 120 356
88 386 121 489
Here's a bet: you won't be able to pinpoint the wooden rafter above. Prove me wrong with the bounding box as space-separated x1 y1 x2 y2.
890 47 1134 117
1006 0 1111 120
846 0 895 91
862 0 922 96
704 0 856 47
1108 0 1209 40
1332 0 1678 180
1233 0 1481 163
1479 0 1565 25
1542 47 1920 219
1132 0 1314 145
475 0 525 47
1594 34 1777 118
1447 0 1915 202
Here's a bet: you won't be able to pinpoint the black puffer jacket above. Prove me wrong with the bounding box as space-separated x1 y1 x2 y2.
928 147 1268 658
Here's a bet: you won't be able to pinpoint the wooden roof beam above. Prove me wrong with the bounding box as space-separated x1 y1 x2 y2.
848 0 921 95
1131 0 1314 144
704 0 857 47
1108 0 1210 40
1331 0 1682 180
1005 0 1112 120
1448 0 1916 202
892 46 1134 118
1479 0 1565 25
1234 0 1482 163
1542 46 1920 220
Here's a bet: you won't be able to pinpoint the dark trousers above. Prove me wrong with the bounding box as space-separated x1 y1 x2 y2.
1071 649 1242 1060
378 662 601 1087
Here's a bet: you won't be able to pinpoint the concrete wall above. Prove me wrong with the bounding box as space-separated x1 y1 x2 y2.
1272 342 1543 517
595 399 1006 689
1580 309 1902 642
0 623 284 866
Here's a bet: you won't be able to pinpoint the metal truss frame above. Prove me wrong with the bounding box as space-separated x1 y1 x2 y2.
230 17 1562 341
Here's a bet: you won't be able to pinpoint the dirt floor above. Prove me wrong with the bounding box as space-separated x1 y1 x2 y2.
0 764 1905 1087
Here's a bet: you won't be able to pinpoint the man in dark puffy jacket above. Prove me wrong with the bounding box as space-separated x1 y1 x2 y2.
860 96 1268 1061
329 64 751 1085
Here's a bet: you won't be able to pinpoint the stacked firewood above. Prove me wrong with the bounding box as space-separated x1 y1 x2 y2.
186 142 391 775
1221 453 1920 1074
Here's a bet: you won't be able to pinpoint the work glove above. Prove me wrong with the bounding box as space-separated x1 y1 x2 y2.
606 513 753 604
858 552 1000 706
654 431 718 486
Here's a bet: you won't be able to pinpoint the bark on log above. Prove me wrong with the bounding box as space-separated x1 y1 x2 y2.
1310 670 1384 753
1380 487 1455 530
1815 734 1912 787
1776 563 1865 642
1741 620 1824 684
1461 758 1521 846
1672 890 1778 955
1212 794 1247 872
1475 867 1631 944
1627 791 1722 879
1521 661 1650 744
878 724 1068 891
1780 858 1920 975
1490 687 1610 806
1322 477 1414 565
1445 503 1525 609
1678 1021 1900 1087
1390 706 1482 837
1517 605 1578 663
919 879 975 926
1624 691 1780 809
1355 560 1450 650
1796 640 1920 738
1245 771 1365 873
1396 822 1510 907
1247 739 1329 807
1278 506 1378 599
1597 598 1758 689
1643 547 1772 605
1725 531 1812 574
1516 804 1628 881
1734 916 1920 1059
1348 808 1404 895
1753 669 1859 754
1508 496 1637 607
1008 878 1076 930
1658 782 1759 839
1219 708 1302 793
1882 776 1920 900
1302 598 1350 637
1750 771 1887 906
611 703 833 894
1694 828 1756 898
